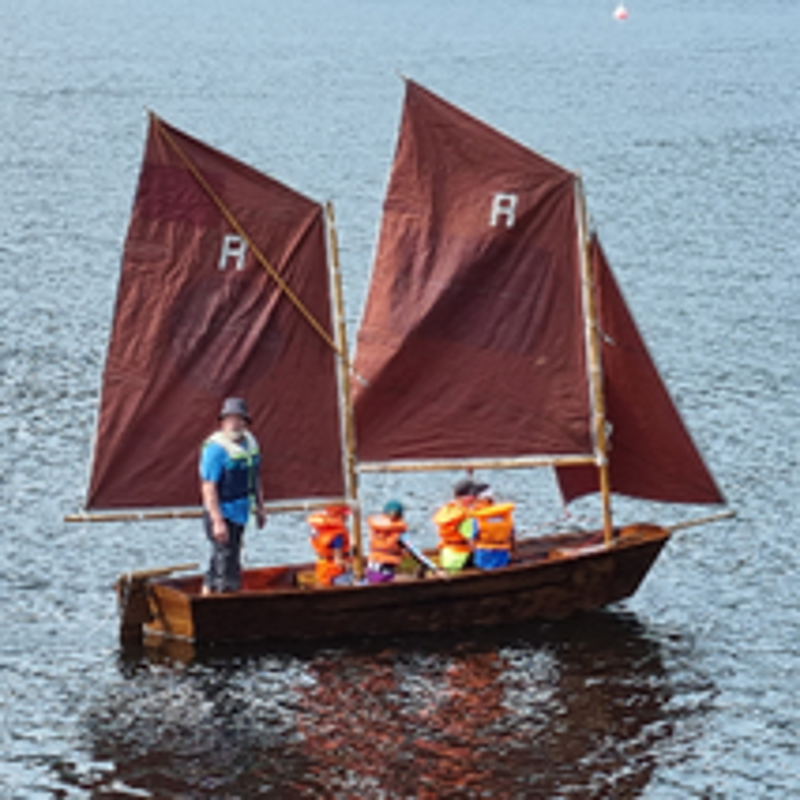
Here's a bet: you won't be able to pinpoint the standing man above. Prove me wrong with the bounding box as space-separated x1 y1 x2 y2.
199 397 267 594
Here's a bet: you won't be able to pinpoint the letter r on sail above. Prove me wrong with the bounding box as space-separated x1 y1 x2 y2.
490 193 519 229
219 234 248 271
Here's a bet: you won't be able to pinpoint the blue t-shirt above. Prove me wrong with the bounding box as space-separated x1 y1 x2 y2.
199 441 259 525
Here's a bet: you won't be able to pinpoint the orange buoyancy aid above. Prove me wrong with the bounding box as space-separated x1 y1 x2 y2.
307 511 351 561
315 558 346 587
473 502 516 550
433 502 473 554
368 515 408 566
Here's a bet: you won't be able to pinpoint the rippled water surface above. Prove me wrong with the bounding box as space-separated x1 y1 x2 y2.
2 0 799 796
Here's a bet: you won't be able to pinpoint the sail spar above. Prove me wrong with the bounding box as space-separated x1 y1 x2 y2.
353 81 594 464
86 117 345 510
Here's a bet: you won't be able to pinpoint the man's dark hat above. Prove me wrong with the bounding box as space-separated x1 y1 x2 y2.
472 481 490 496
453 477 489 498
219 397 251 422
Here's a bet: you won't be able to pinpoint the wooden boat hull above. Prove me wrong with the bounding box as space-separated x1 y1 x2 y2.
135 525 669 645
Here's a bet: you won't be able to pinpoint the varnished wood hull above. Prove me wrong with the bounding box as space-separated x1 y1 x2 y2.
138 525 669 645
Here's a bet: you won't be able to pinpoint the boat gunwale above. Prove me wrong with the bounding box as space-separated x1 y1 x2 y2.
149 525 670 603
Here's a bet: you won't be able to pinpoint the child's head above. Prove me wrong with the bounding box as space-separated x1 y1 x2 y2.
383 500 404 521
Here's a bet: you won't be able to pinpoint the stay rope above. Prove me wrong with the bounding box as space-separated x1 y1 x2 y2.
152 113 346 363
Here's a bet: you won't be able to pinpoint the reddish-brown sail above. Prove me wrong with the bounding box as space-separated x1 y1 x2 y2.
556 236 724 504
353 81 593 463
86 117 344 509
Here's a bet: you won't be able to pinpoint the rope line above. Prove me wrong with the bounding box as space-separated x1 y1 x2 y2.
152 113 345 361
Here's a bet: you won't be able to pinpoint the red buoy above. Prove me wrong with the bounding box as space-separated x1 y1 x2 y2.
614 3 629 20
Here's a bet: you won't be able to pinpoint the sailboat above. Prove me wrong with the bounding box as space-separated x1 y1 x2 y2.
69 83 731 646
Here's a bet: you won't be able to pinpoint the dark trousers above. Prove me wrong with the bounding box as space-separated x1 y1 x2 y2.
203 512 245 592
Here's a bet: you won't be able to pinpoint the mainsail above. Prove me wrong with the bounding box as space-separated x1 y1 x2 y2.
86 116 345 510
354 81 594 464
354 80 722 508
556 236 724 505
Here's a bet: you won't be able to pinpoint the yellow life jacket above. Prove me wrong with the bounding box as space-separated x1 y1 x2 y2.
204 430 260 503
433 502 473 554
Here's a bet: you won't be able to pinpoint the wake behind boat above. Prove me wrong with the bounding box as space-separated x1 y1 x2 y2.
69 82 731 646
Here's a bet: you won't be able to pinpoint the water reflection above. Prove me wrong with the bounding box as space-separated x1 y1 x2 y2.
67 612 704 797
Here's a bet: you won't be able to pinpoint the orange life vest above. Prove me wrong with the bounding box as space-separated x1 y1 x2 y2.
368 515 408 566
307 510 351 586
473 502 516 550
315 559 346 587
433 502 473 554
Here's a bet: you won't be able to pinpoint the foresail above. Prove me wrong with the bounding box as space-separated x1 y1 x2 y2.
556 237 724 505
86 117 345 509
353 81 593 464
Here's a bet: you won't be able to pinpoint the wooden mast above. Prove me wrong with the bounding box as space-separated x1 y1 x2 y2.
575 175 614 546
325 201 365 580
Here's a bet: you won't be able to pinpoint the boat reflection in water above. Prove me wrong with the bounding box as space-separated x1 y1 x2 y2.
69 611 710 797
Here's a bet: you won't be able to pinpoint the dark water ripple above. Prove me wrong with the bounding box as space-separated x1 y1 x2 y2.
50 616 710 798
3 0 800 797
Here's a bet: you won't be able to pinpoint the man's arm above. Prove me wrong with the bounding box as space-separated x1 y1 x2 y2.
254 480 267 529
252 450 267 529
201 480 228 543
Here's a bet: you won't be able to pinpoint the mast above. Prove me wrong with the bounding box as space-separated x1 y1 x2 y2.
325 201 365 580
575 175 614 546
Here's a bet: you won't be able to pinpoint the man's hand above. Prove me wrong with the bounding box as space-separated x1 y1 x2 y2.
255 506 267 530
212 516 228 543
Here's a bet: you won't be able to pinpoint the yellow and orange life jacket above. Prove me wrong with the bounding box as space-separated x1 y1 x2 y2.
368 514 408 566
433 501 473 554
307 508 351 586
473 502 516 551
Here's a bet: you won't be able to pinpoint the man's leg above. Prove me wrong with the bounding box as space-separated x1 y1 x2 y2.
221 521 244 591
203 511 221 592
203 513 244 593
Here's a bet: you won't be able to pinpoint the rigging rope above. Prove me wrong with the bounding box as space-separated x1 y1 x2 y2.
152 113 347 362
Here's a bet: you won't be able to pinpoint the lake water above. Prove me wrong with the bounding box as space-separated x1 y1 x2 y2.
2 0 799 796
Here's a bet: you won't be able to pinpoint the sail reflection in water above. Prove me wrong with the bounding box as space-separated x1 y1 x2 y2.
71 613 711 796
